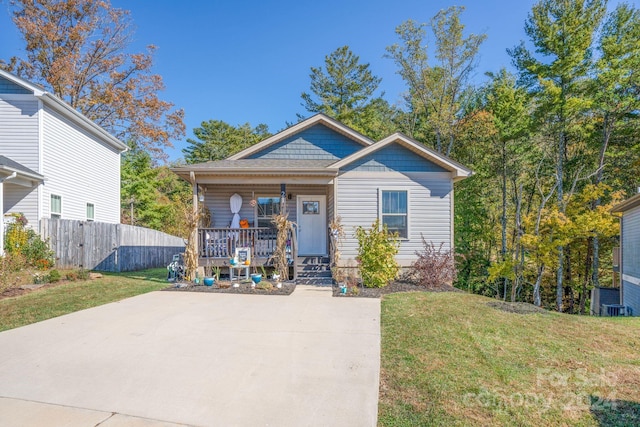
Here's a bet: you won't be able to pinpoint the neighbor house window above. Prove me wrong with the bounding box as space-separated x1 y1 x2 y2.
256 196 281 228
50 194 62 219
380 190 408 238
86 203 95 221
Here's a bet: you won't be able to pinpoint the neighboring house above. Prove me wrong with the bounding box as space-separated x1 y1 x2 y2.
0 70 127 252
172 114 471 279
611 193 640 316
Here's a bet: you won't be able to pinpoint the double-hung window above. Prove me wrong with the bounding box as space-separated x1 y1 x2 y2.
255 196 281 228
86 203 95 221
380 190 408 238
51 194 62 219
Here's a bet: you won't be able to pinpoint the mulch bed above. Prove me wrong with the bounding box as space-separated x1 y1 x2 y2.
163 280 296 296
332 280 462 298
0 281 67 300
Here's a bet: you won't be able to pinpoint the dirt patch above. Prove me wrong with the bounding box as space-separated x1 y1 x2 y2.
332 280 462 298
0 280 69 300
163 280 296 296
486 300 548 314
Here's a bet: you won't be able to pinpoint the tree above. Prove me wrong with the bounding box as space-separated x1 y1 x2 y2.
182 120 271 164
509 0 606 311
2 0 184 158
589 3 640 287
121 150 191 237
386 7 486 155
301 46 382 123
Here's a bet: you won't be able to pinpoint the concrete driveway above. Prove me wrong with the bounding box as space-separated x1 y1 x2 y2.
0 286 380 427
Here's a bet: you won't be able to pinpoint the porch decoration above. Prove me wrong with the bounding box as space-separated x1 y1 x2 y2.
271 198 295 281
230 193 242 229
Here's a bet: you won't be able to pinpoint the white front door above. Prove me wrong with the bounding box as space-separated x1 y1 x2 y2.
297 195 327 256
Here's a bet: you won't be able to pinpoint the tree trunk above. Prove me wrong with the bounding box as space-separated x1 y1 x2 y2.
556 128 566 312
534 264 544 307
592 114 612 288
580 237 593 315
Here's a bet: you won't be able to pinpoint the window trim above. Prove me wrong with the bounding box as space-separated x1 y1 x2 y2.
254 195 281 228
50 194 62 219
378 188 410 240
86 202 95 222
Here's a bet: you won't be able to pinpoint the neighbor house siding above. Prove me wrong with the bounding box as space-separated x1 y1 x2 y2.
621 205 640 315
248 124 363 160
0 96 41 224
336 171 452 266
41 105 121 223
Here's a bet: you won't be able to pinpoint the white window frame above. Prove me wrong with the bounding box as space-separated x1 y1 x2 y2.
254 195 281 228
378 188 410 239
86 202 95 222
50 194 62 219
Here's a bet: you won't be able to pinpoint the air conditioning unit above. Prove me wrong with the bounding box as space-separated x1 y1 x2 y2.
601 304 629 317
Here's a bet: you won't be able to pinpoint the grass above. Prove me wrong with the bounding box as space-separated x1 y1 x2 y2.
379 292 640 427
0 268 168 332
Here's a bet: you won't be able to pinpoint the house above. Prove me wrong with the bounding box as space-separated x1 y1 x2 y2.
171 114 472 280
0 69 127 252
610 193 640 316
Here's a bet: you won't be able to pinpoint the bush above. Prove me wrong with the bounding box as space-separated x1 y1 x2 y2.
66 271 78 281
77 269 90 280
404 237 456 287
355 220 400 288
4 213 54 268
48 269 61 283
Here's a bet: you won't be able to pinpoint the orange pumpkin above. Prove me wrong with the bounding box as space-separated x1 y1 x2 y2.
239 218 249 229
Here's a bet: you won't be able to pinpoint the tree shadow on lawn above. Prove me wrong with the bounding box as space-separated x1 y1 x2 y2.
590 396 640 426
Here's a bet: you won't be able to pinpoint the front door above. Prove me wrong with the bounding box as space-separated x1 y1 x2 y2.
297 195 327 256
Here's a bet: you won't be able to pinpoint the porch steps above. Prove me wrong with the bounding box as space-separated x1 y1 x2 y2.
296 256 333 286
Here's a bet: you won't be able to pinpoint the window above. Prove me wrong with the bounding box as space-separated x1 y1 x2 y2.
51 194 62 219
381 190 408 238
255 196 281 228
86 203 95 221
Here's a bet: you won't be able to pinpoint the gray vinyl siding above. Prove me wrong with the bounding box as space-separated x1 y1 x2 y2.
42 105 121 223
621 206 640 315
248 124 363 160
0 76 32 94
336 171 453 266
201 184 327 228
327 183 334 222
342 143 448 173
0 96 41 224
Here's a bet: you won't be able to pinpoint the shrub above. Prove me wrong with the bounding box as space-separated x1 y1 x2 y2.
48 269 61 283
77 269 90 280
66 271 78 281
4 213 54 268
404 237 456 287
355 220 400 288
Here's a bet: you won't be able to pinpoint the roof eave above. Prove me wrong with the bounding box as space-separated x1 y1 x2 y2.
611 193 640 213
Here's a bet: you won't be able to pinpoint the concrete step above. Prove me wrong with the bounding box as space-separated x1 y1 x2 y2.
295 277 334 286
297 270 332 278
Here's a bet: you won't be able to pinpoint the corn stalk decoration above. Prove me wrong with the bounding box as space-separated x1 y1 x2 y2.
183 207 200 281
271 199 295 280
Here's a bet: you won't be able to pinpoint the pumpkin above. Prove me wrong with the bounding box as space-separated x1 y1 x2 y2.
244 260 250 265
239 218 249 229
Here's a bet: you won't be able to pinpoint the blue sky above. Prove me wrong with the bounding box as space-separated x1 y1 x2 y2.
0 0 632 161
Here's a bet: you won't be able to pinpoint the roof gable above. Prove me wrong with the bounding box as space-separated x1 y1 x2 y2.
247 123 365 160
332 133 472 180
228 114 373 160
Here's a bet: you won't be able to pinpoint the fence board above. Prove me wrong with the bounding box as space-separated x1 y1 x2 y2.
40 219 185 272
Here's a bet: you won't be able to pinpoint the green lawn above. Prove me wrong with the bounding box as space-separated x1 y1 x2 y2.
0 268 168 332
379 292 640 427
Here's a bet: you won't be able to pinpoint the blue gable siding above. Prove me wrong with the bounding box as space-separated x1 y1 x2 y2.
248 123 363 160
342 143 448 173
0 76 32 95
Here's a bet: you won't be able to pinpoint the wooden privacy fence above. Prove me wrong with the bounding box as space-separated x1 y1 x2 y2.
40 219 185 272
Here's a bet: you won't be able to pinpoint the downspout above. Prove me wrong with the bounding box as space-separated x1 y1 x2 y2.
0 172 18 256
